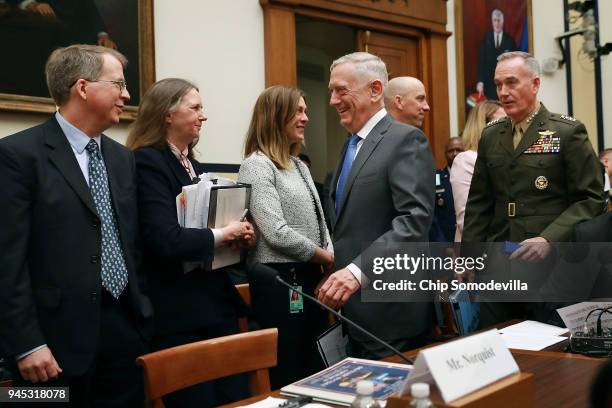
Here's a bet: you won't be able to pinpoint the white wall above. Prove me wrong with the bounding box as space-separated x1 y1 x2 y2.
0 112 53 137
154 0 265 164
532 0 569 114
0 1 265 166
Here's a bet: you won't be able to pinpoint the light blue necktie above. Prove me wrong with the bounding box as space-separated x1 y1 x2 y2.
335 134 360 214
86 139 128 299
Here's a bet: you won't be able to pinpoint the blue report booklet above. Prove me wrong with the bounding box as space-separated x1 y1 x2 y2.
449 289 480 335
281 357 411 405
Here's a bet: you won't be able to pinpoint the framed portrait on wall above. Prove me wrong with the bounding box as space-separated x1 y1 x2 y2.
455 0 532 129
0 0 154 120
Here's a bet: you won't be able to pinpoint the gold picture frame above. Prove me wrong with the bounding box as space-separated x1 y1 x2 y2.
454 0 533 131
0 0 154 121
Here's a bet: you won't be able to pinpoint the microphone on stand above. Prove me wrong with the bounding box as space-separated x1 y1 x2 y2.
251 263 414 365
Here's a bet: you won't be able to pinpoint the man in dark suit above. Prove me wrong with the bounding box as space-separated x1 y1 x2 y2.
9 0 117 48
463 51 604 325
0 44 152 407
384 76 464 242
317 52 435 358
476 9 517 100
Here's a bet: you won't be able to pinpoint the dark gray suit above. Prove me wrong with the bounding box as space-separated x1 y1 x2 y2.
329 113 435 357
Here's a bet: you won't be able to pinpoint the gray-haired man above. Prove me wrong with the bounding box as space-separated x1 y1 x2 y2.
477 9 518 100
463 51 604 325
317 52 435 358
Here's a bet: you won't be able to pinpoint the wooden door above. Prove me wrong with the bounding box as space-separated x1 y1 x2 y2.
357 30 421 79
356 29 450 168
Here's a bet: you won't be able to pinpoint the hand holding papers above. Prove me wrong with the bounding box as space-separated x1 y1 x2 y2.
176 173 251 271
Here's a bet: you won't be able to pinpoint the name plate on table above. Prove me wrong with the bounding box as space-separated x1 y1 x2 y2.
402 329 519 403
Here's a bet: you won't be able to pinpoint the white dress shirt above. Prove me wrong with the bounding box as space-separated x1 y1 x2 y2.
339 108 388 284
56 111 102 185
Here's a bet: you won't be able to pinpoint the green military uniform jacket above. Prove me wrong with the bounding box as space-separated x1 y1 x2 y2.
463 104 604 243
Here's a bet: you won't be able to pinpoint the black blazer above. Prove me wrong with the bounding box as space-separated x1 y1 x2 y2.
0 117 152 375
133 146 245 337
477 31 517 100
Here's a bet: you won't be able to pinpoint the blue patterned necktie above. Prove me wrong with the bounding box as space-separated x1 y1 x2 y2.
335 134 361 214
86 139 128 299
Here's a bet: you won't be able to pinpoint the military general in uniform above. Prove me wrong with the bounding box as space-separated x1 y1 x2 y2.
463 51 604 325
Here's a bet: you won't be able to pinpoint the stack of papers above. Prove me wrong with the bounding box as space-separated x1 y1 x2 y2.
498 320 568 351
176 173 238 229
556 302 612 334
175 173 250 271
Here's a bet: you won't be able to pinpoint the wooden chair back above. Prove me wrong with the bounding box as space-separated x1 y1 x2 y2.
235 283 251 332
136 328 278 408
235 283 251 306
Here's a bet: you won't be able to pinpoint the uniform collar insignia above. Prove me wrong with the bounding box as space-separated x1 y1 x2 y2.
560 114 577 122
486 117 504 126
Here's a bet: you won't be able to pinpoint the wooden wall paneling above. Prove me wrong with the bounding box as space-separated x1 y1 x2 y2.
265 0 448 34
301 8 430 42
419 34 432 145
261 0 451 165
454 0 466 132
262 5 297 86
138 0 156 96
357 31 420 78
358 29 451 166
429 33 451 168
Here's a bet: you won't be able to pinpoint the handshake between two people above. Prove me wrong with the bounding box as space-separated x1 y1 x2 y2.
221 220 256 251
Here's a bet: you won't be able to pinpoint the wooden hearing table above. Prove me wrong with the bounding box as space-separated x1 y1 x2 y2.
221 321 608 408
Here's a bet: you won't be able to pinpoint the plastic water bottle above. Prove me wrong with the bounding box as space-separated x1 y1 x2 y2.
350 380 381 408
409 383 434 407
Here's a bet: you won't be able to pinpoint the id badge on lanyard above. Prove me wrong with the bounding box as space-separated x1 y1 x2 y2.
289 269 304 314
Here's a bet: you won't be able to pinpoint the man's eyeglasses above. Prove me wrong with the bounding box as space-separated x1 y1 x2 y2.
70 79 128 92
89 79 128 92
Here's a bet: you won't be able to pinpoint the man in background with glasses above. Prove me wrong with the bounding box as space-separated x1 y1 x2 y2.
0 44 152 407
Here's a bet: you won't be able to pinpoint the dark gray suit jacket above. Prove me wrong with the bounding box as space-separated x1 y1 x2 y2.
0 117 152 375
329 113 435 345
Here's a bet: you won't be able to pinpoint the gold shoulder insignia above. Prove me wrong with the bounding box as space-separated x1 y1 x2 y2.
485 117 505 127
559 114 577 122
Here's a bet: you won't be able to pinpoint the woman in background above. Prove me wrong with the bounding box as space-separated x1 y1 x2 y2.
450 100 505 241
127 78 254 407
238 85 333 388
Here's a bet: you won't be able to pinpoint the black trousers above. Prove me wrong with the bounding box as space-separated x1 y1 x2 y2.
151 316 249 408
11 290 148 408
248 262 328 389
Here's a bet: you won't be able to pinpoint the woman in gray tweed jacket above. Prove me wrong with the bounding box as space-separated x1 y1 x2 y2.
238 86 334 388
